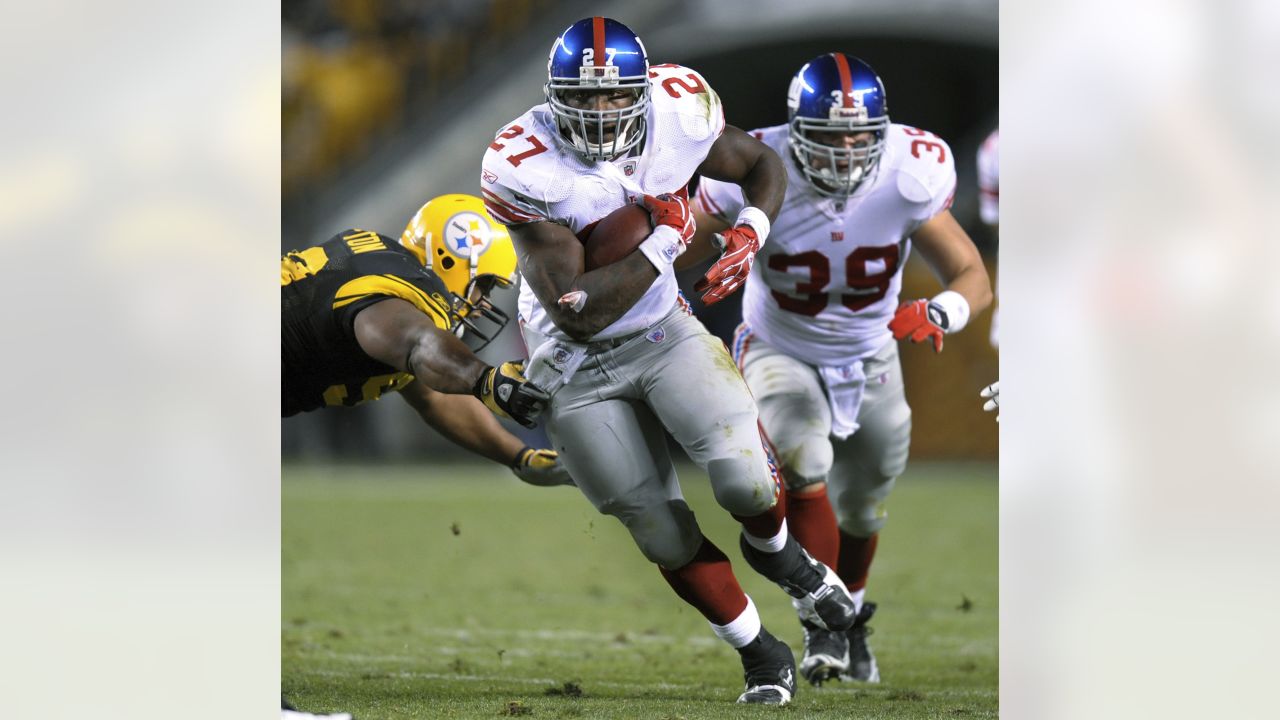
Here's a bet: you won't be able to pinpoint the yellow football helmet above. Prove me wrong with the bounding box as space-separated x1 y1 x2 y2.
401 194 518 350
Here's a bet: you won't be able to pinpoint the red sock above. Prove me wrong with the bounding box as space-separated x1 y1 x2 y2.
787 488 840 569
659 536 750 625
732 486 787 540
837 530 879 592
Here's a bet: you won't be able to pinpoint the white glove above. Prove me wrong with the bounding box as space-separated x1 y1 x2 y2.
510 446 575 487
980 381 999 422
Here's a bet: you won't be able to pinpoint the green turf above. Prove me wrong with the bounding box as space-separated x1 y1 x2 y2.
283 461 997 719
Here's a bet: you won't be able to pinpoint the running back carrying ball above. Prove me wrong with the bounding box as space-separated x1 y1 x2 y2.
581 203 654 270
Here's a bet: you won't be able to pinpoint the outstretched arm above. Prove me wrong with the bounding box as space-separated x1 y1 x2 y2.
399 380 525 465
353 298 486 392
353 298 548 426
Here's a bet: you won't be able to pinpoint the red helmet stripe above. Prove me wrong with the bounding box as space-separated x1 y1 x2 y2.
832 53 854 108
592 17 605 67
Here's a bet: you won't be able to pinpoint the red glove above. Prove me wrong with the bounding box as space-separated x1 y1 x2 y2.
641 193 694 243
693 225 760 306
889 299 944 353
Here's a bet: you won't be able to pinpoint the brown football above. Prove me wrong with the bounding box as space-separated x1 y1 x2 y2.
582 203 654 271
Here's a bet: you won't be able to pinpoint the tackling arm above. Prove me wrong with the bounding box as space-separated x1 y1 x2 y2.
353 298 487 392
399 380 526 465
911 210 993 315
508 220 661 341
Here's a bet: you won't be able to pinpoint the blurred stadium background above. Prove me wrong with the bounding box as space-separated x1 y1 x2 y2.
281 0 998 464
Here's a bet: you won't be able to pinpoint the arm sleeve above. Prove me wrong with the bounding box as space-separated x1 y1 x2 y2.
480 149 550 226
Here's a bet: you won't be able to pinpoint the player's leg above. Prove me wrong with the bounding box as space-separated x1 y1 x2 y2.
827 340 912 682
638 313 855 634
737 333 841 569
546 389 792 704
737 334 851 685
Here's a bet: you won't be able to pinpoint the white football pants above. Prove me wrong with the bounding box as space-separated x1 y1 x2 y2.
737 332 911 538
523 303 779 569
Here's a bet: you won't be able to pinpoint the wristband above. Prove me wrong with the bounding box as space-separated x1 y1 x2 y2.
733 206 770 246
510 445 534 469
637 224 685 271
928 290 970 333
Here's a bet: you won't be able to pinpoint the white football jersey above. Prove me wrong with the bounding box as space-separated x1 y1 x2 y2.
481 64 725 341
698 123 956 365
977 128 999 225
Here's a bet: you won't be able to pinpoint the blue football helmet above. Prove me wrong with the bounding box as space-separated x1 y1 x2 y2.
787 53 890 197
545 17 650 162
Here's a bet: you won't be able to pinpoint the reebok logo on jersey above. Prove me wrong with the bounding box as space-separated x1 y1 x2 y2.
482 169 498 184
831 231 844 241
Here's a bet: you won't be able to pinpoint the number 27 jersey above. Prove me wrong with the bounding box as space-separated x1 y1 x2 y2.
696 123 956 366
479 64 725 341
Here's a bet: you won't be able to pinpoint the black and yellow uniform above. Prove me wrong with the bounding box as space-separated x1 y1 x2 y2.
282 229 456 417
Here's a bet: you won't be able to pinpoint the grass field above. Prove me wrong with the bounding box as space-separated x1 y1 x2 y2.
283 461 997 719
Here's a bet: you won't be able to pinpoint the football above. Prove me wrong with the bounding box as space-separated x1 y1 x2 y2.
582 203 653 271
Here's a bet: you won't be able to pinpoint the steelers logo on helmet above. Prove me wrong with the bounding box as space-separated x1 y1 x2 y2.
442 211 494 259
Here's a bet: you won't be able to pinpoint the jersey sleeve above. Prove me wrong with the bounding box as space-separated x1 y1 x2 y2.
894 127 958 225
649 64 726 144
693 175 745 224
480 124 555 226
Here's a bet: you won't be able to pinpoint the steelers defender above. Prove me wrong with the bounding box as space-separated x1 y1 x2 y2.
282 193 567 484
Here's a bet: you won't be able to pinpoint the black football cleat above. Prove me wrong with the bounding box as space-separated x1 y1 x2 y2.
739 533 858 631
840 601 881 683
799 619 850 686
736 628 797 705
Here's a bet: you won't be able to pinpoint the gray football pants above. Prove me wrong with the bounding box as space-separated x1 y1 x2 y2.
740 336 912 538
524 304 779 570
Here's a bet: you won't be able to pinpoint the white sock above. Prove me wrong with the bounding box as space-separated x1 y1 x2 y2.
848 587 866 614
741 519 788 554
710 596 762 649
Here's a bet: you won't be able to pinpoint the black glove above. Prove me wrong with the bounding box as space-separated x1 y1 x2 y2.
473 361 550 428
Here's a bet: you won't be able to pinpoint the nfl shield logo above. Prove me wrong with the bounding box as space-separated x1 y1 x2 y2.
552 347 572 365
621 160 638 177
645 327 665 343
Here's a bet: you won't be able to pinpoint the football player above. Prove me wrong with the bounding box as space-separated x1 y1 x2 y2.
479 17 857 706
688 53 993 685
282 193 569 486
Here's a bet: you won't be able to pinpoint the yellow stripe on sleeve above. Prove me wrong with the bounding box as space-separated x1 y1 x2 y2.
332 274 453 330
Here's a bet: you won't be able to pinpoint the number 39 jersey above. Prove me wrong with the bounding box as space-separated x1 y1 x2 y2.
480 63 725 341
696 123 956 365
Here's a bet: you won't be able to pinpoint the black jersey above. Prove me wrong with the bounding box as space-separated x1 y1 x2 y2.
281 229 456 416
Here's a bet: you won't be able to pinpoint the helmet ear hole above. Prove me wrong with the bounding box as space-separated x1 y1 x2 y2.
441 257 456 270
